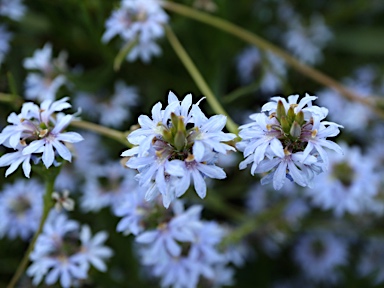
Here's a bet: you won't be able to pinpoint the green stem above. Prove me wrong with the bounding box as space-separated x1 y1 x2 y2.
223 80 262 104
162 1 384 119
165 25 238 134
7 172 58 288
70 120 132 147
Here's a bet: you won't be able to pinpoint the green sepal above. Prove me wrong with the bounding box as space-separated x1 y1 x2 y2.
280 116 290 134
290 121 301 139
296 111 305 126
174 130 187 151
287 107 295 124
276 100 286 122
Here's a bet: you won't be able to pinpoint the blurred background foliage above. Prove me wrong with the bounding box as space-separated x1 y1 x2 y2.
1 0 384 287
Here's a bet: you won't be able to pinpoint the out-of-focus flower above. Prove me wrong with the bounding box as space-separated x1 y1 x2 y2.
102 0 168 63
293 232 348 284
80 162 136 214
122 91 236 208
0 179 43 240
305 143 381 217
23 43 69 102
74 81 139 128
0 0 26 20
0 97 83 177
237 94 343 190
236 46 287 92
284 16 332 65
358 238 384 285
0 24 12 65
317 66 377 133
27 212 113 288
135 201 238 288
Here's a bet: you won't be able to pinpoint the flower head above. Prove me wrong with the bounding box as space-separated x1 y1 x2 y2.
102 0 168 63
23 43 69 102
122 91 235 207
27 212 112 288
0 179 43 240
0 97 83 177
237 94 343 190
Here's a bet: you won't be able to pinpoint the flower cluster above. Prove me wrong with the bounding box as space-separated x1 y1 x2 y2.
23 43 69 102
102 0 169 63
237 94 343 190
135 201 240 288
27 212 113 288
122 91 236 208
0 97 83 177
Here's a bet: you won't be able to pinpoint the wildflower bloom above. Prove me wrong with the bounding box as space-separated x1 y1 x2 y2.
102 0 168 63
27 212 113 288
0 97 83 177
305 143 381 217
0 179 43 240
121 91 236 208
293 232 348 284
135 201 238 287
237 94 343 190
23 43 69 102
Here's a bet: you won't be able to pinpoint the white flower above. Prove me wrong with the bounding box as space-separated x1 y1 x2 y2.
122 91 235 207
0 98 83 176
237 94 343 190
102 0 168 63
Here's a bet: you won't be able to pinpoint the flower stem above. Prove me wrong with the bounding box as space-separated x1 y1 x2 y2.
165 25 239 134
7 170 58 288
162 1 384 119
70 120 132 147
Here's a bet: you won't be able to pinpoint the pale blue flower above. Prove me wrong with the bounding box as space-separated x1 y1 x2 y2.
73 225 113 272
305 143 381 217
102 0 168 63
358 238 384 285
0 0 26 20
23 43 69 102
27 212 112 287
115 185 153 236
284 16 332 65
294 232 348 284
0 179 43 240
80 162 136 213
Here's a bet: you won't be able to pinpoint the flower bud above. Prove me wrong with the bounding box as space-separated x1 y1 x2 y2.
296 111 305 126
290 121 301 139
276 100 286 121
280 116 290 134
287 106 295 124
